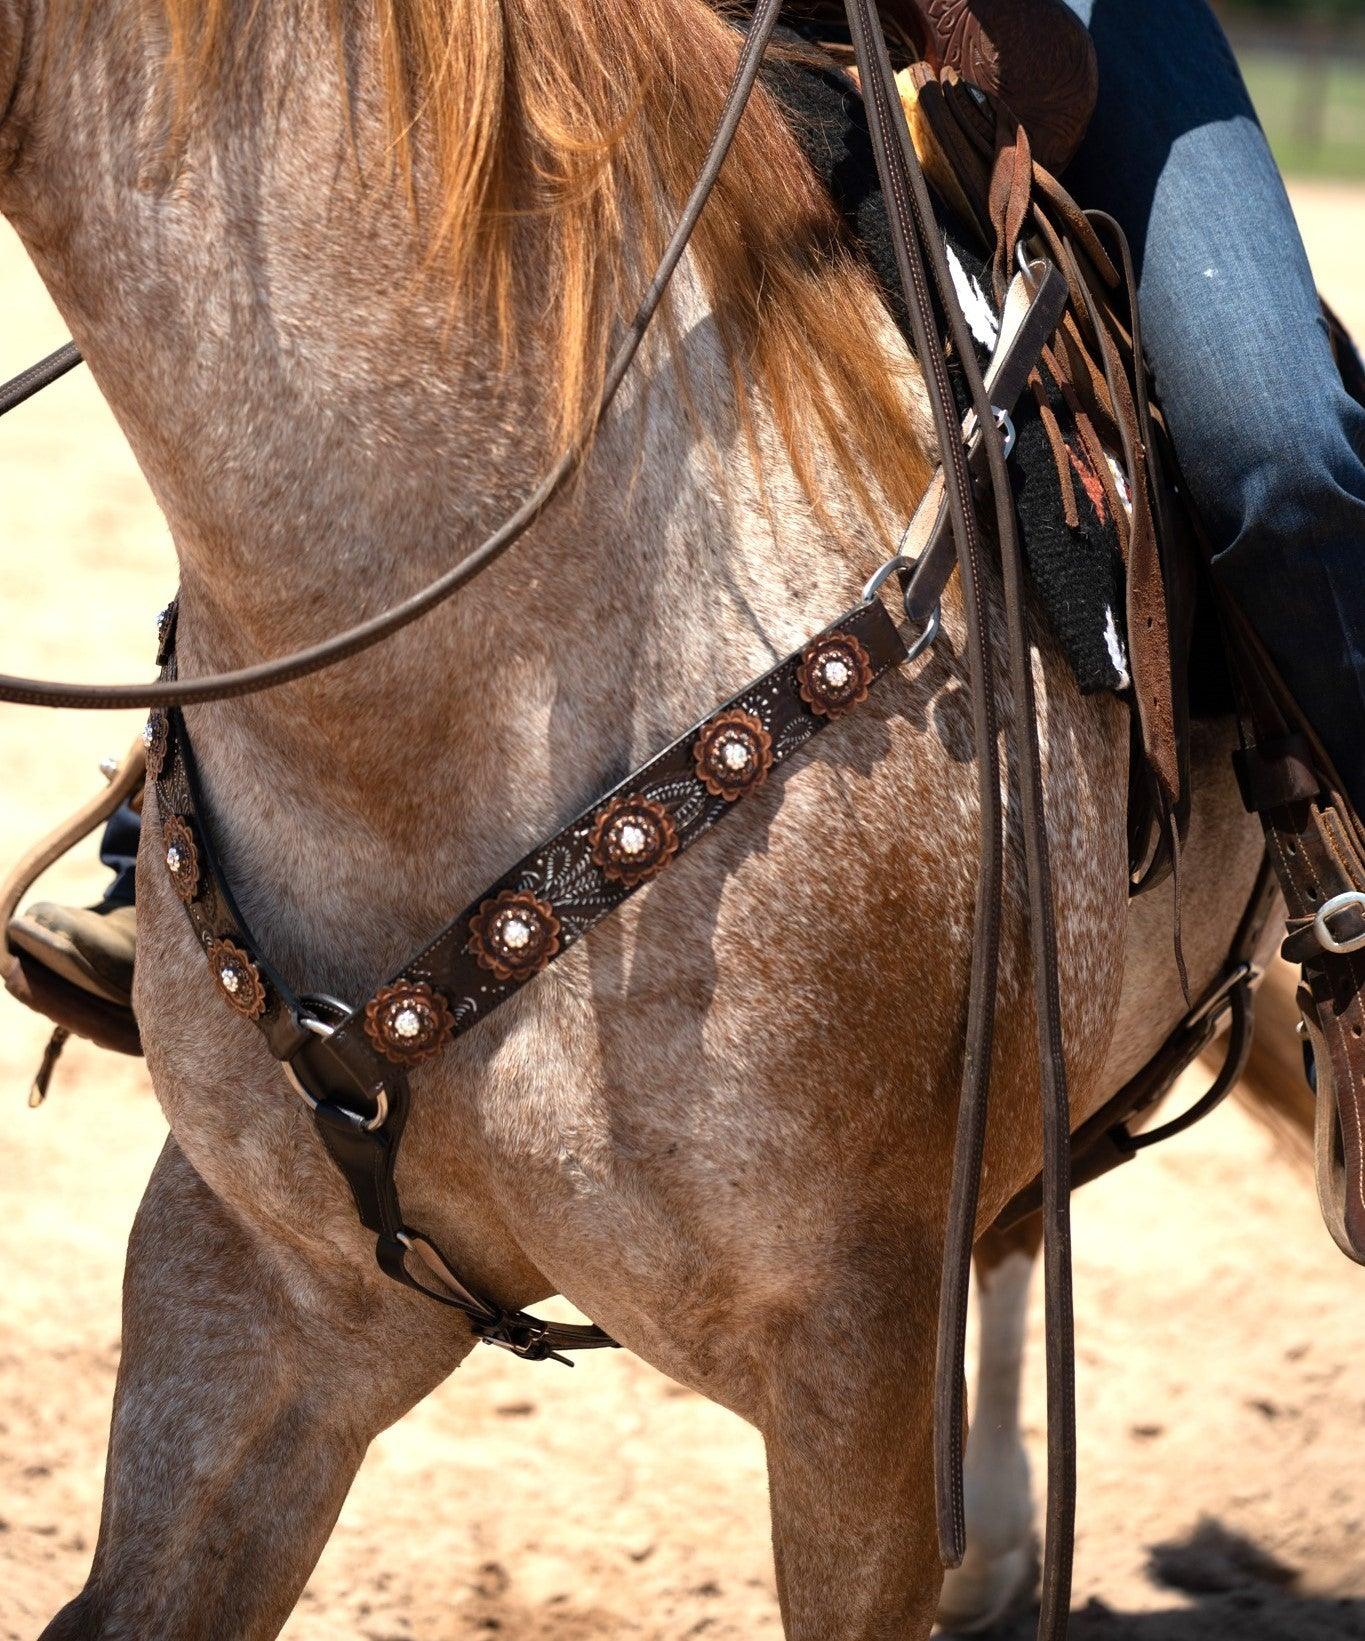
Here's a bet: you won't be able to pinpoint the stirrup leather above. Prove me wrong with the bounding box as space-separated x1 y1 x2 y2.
1226 609 1365 1265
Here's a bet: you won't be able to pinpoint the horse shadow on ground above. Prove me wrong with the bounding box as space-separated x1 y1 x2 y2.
960 1520 1365 1640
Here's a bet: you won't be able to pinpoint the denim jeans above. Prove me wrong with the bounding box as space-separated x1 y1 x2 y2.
1060 0 1365 812
99 801 140 908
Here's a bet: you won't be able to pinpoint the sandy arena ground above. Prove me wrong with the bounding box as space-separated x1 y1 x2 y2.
3 183 1365 1641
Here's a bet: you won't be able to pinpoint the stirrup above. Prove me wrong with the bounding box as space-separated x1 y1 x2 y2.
1 737 145 1064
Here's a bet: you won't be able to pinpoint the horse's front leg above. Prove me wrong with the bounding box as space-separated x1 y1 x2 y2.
758 1278 944 1641
41 1134 472 1641
937 1219 1042 1635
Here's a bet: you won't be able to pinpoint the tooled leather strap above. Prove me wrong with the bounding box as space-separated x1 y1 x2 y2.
319 599 907 1068
155 712 619 1361
1224 607 1365 1266
154 594 911 1355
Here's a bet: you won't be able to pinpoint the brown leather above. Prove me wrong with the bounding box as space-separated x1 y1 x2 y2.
902 0 1098 174
901 75 1191 903
793 0 1098 172
4 948 142 1058
157 597 910 1087
833 11 1077 1632
0 736 146 1056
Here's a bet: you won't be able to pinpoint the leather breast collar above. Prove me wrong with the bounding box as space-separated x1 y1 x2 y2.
144 235 1062 1355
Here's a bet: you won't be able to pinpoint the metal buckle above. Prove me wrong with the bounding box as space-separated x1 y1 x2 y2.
1314 891 1365 956
283 999 389 1132
860 553 942 662
958 403 1017 462
1186 960 1257 1030
477 1315 571 1366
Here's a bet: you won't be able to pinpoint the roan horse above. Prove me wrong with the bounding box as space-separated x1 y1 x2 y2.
2 2 1270 1636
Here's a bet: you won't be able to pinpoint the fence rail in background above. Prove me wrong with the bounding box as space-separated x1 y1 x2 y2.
1225 19 1365 181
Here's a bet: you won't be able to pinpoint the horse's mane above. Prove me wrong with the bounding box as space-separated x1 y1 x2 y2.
85 1 933 520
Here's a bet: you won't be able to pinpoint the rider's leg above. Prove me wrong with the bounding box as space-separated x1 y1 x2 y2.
1059 0 1365 815
99 802 140 908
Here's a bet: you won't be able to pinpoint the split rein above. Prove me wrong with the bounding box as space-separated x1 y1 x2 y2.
1 7 1086 1638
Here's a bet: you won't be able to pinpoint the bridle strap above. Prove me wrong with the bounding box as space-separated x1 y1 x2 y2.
0 341 82 417
839 6 1076 1632
0 0 788 712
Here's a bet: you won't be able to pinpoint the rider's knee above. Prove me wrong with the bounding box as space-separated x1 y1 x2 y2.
1200 376 1365 564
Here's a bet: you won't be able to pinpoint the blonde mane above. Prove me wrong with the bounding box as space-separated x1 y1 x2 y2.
87 1 933 520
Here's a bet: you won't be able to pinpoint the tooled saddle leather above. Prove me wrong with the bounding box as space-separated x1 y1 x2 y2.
786 0 1099 172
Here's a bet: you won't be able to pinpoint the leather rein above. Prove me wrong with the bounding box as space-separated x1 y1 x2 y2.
0 8 1243 1638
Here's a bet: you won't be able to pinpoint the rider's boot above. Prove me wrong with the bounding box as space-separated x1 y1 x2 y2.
7 899 137 1009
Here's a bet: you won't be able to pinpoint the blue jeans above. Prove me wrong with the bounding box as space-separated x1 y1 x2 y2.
99 801 139 908
1060 0 1365 812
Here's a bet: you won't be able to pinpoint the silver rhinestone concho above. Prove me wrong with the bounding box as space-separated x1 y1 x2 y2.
618 823 647 857
502 916 532 951
392 1006 425 1040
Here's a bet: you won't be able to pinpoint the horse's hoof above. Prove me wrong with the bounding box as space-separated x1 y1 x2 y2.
935 1537 1040 1635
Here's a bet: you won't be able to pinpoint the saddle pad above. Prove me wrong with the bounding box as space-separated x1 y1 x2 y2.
765 27 1137 697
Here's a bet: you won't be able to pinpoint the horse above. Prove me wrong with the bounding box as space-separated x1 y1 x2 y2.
4 3 1269 1636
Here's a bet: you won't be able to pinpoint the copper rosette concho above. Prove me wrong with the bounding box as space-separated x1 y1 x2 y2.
364 979 456 1066
589 795 680 888
162 814 201 902
206 936 267 1020
143 709 170 782
693 708 774 802
468 889 562 983
796 629 873 719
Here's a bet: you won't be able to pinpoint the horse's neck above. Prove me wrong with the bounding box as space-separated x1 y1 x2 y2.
0 13 883 994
